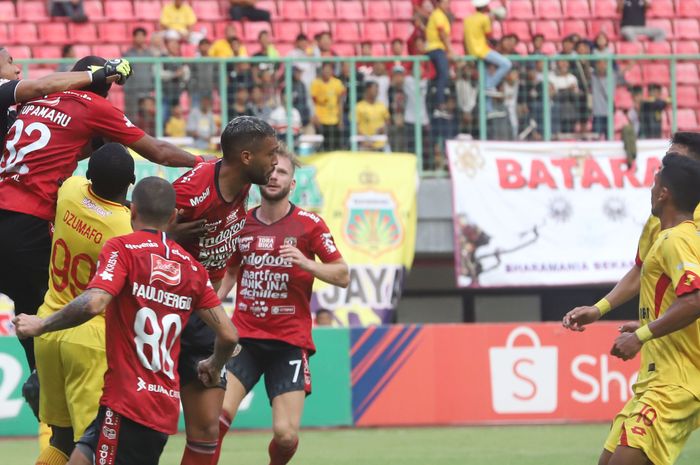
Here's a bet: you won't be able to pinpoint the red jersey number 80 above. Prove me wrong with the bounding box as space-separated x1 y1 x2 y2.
133 307 183 381
0 120 51 175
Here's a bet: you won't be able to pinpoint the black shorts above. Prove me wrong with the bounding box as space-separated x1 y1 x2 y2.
226 338 312 403
178 312 226 389
78 406 168 465
0 210 52 368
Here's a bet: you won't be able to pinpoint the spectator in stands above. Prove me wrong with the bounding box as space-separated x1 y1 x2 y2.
618 0 666 42
593 32 613 55
229 0 271 22
425 0 454 119
269 90 303 141
258 67 277 106
161 38 189 125
314 309 334 327
498 34 519 57
50 0 87 23
58 45 75 72
248 85 273 121
549 60 579 136
314 32 339 75
291 66 311 128
160 0 203 44
230 86 253 118
432 91 458 166
338 62 360 134
356 82 390 151
503 69 519 139
367 62 391 108
456 63 478 137
408 0 433 55
288 34 316 93
124 28 157 123
135 96 157 136
189 38 217 109
517 64 544 140
388 66 409 151
530 34 545 55
165 104 186 137
639 83 668 138
187 96 219 149
209 25 249 57
591 60 610 139
311 62 346 151
464 1 511 98
403 62 431 160
226 62 254 111
357 42 375 79
572 41 592 136
628 85 643 135
254 30 280 59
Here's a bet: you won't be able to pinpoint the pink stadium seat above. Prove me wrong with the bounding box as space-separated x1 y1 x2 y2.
10 24 39 44
274 22 301 42
390 22 413 41
535 0 562 19
514 42 528 54
644 62 670 85
677 109 698 130
0 2 15 19
99 23 129 43
674 41 700 54
617 41 644 55
678 0 700 17
647 0 675 17
676 63 700 84
563 0 591 18
214 21 242 39
107 87 125 111
502 21 530 40
334 22 361 42
593 0 617 18
367 2 393 20
624 65 643 85
276 43 293 55
646 19 673 38
32 46 62 60
333 43 355 56
12 46 31 60
451 1 475 19
193 1 220 21
26 67 56 79
305 22 331 39
92 45 123 59
561 20 588 38
450 24 463 42
309 1 335 20
18 2 48 21
393 1 414 20
0 25 8 44
614 110 628 132
540 41 558 54
589 20 618 39
72 44 91 58
280 1 307 21
39 23 68 45
68 23 99 44
244 22 271 41
614 88 633 110
257 1 277 16
362 23 388 42
133 2 163 21
336 2 365 21
505 0 535 19
676 86 699 108
645 41 672 54
104 1 134 21
531 21 560 40
83 1 104 20
674 19 700 40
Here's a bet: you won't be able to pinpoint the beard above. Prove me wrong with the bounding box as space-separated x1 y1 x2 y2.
261 184 291 202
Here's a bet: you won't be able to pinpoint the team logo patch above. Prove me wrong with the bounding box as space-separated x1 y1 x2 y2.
283 237 297 247
257 236 275 250
272 305 295 315
238 236 254 252
149 253 182 286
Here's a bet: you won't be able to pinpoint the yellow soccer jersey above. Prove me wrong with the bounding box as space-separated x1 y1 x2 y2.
636 205 700 265
635 221 700 399
38 177 131 328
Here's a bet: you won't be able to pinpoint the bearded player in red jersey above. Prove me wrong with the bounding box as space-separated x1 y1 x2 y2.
14 177 238 465
212 149 350 465
169 115 279 465
0 55 205 409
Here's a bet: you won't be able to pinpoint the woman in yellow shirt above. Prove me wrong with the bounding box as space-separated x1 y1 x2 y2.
425 0 454 118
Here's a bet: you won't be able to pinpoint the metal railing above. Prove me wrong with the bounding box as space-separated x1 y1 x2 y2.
17 53 697 175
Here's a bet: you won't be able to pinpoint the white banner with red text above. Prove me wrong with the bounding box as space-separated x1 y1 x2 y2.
446 139 669 288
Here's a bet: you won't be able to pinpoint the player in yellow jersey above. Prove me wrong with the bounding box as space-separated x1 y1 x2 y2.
561 132 700 465
605 154 700 465
33 143 135 465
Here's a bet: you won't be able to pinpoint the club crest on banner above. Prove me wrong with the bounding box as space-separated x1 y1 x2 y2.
343 191 402 255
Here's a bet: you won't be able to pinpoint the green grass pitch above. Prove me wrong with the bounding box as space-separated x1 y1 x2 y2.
2 424 699 464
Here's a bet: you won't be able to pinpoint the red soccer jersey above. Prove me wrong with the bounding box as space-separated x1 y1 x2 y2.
173 160 250 282
88 229 220 434
0 91 145 221
229 205 343 352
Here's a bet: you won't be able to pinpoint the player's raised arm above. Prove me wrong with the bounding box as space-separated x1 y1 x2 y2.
280 245 350 288
128 133 205 168
562 265 641 331
217 262 241 301
13 288 113 338
14 58 132 103
195 305 239 387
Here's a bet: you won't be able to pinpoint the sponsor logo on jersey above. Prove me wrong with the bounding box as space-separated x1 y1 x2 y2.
149 254 182 286
205 219 222 232
102 426 116 440
123 115 135 128
257 236 275 250
284 237 297 247
272 305 295 315
190 186 211 207
321 233 337 254
81 196 113 217
238 236 254 252
243 252 292 269
124 240 158 250
225 210 238 225
135 376 180 398
298 210 321 223
238 302 248 311
98 250 119 281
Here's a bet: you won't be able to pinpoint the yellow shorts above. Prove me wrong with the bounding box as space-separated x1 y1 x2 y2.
606 385 700 465
35 323 106 442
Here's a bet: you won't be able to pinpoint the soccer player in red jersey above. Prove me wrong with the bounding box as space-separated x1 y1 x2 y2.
213 148 350 465
13 177 238 465
170 115 279 465
0 55 204 396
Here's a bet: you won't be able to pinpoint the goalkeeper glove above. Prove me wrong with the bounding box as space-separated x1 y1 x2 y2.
89 58 133 87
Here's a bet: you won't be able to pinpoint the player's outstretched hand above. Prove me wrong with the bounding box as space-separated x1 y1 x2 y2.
610 331 643 361
279 244 313 272
196 357 221 388
562 306 600 332
167 210 207 243
12 314 44 339
619 321 641 333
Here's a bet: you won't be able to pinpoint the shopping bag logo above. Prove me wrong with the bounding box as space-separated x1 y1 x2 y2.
489 326 558 414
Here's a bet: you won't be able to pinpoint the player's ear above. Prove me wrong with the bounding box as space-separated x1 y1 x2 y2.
167 208 178 226
290 178 296 192
240 149 252 165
